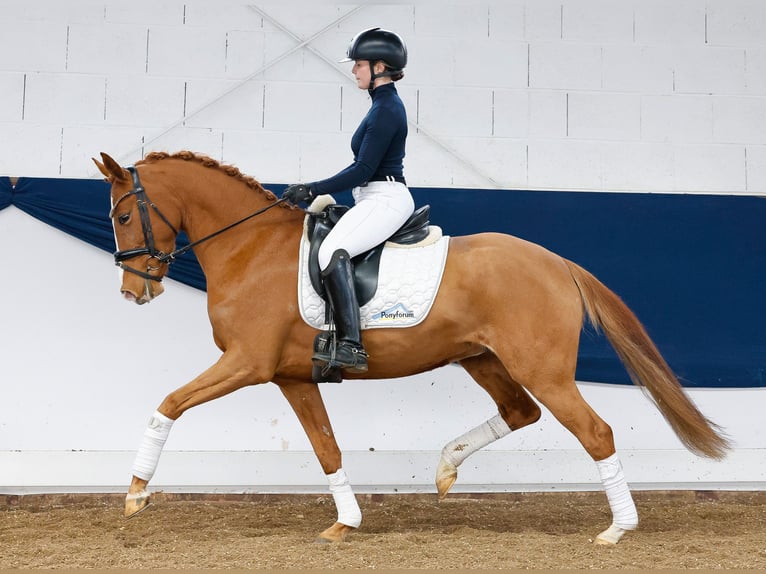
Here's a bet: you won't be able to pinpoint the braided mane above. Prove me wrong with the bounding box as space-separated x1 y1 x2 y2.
137 150 286 205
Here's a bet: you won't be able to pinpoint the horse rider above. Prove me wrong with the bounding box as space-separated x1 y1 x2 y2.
282 27 415 374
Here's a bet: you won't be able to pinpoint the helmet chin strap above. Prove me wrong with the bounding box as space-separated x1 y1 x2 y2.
367 61 395 95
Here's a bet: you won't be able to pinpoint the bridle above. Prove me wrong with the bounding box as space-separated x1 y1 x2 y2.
110 166 178 283
110 165 288 284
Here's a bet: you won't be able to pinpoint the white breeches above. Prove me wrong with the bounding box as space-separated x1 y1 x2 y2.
318 181 414 271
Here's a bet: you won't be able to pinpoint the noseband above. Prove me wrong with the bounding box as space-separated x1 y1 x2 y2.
111 166 179 283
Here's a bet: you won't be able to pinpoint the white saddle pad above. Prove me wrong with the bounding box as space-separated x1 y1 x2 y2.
298 223 450 330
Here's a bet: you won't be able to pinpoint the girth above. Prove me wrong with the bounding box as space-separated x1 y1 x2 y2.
307 204 431 306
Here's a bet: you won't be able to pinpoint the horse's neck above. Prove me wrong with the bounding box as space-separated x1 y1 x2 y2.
175 173 300 280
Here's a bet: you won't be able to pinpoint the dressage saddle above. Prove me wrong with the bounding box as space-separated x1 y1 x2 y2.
306 203 432 308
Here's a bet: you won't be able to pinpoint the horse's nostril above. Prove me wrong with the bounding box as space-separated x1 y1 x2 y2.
121 290 137 303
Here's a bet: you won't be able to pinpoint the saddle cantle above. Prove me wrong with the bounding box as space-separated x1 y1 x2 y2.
307 202 432 307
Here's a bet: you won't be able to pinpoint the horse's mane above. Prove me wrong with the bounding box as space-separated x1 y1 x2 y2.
137 150 291 208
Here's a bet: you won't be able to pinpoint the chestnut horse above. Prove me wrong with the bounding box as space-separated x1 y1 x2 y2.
94 150 728 545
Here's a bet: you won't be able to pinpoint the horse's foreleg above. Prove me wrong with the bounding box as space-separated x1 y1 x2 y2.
437 354 542 497
277 379 361 543
125 351 260 518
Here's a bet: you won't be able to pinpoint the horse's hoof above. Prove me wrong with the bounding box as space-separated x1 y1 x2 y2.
124 490 151 518
315 522 355 543
435 457 457 499
595 524 627 545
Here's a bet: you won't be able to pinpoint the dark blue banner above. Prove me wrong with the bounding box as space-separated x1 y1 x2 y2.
4 177 764 388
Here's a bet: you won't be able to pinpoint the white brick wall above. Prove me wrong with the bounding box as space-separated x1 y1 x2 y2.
1 0 765 193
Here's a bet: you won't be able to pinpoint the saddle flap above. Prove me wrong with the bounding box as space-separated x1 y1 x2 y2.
306 203 432 306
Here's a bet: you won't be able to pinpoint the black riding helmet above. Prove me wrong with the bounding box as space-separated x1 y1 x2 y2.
341 27 407 93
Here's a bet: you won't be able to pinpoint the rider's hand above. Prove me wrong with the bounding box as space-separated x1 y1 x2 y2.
282 183 314 204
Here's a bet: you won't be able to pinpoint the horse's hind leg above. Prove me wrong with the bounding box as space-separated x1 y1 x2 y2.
277 379 361 544
523 375 638 544
436 353 542 498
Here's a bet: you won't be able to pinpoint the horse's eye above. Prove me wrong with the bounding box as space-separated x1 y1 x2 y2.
118 213 131 225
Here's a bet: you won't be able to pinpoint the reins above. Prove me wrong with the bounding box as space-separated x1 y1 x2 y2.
157 198 290 264
112 164 290 282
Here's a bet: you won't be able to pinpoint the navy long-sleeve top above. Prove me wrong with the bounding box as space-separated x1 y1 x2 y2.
310 83 407 195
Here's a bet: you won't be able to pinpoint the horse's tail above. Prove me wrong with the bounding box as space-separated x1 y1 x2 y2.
564 259 730 460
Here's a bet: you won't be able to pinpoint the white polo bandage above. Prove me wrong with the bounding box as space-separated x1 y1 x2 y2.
327 468 362 528
441 413 512 468
596 453 638 530
131 410 174 481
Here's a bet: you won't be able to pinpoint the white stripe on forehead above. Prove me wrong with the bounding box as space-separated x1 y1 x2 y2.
110 193 125 284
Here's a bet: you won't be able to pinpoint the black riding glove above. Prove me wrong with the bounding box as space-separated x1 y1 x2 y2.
282 183 314 204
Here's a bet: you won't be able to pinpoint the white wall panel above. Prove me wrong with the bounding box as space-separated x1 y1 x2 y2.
1 0 104 24
745 145 766 192
224 30 267 79
146 26 227 78
466 137 527 189
264 82 340 132
340 4 417 40
707 0 766 47
568 92 641 141
492 90 528 138
222 129 302 184
104 1 184 26
455 40 528 89
62 126 151 178
1 2 764 190
524 0 563 41
1 125 62 176
633 0 706 46
641 95 713 144
672 46 746 95
602 46 674 93
713 97 766 144
417 87 492 137
405 134 486 188
673 144 746 192
341 85 374 133
745 47 766 94
150 127 224 160
105 76 185 127
403 36 457 86
183 2 267 30
601 142 674 192
561 0 634 44
66 24 148 75
529 43 601 91
487 1 526 40
414 3 489 38
528 140 602 191
298 132 355 183
184 79 264 131
23 74 105 124
528 91 567 138
0 73 24 121
0 21 68 73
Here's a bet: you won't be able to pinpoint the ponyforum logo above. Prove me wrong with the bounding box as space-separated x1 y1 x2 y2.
372 302 415 321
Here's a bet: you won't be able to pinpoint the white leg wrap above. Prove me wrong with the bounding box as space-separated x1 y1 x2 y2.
327 468 362 528
441 413 512 468
131 411 174 481
596 453 638 530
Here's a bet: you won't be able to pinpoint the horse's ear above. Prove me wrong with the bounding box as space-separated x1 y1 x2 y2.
93 152 128 182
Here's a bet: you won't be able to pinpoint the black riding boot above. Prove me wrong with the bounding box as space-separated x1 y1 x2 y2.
312 250 368 373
